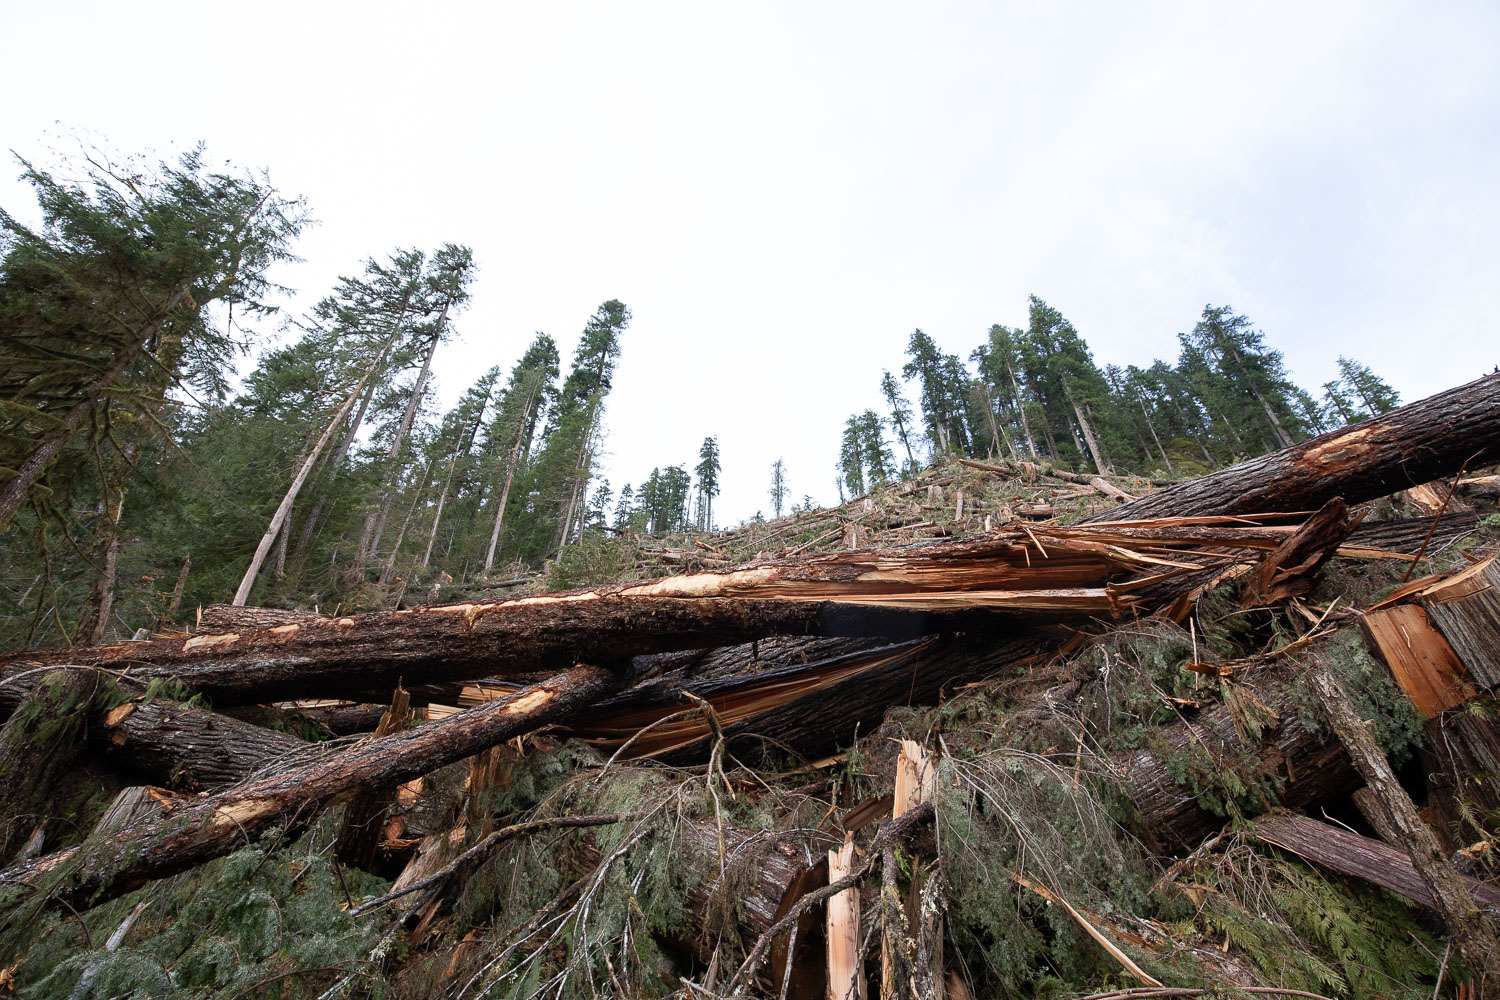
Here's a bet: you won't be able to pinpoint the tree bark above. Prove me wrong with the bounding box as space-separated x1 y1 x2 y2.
1 665 622 913
1309 664 1500 984
1088 372 1500 522
0 670 99 865
2 522 1257 706
94 695 312 790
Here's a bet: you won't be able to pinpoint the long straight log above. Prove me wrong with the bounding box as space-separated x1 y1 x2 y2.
1086 372 1500 521
0 528 1208 706
0 665 621 912
94 695 313 790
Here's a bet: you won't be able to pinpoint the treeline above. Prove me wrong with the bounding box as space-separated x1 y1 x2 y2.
0 143 1404 652
0 147 647 650
837 295 1401 497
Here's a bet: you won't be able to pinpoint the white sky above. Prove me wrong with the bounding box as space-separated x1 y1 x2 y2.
4 1 1498 525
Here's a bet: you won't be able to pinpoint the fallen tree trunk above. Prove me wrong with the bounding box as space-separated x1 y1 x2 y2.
1085 371 1500 521
94 694 314 790
0 525 1220 706
1252 811 1500 910
0 664 621 912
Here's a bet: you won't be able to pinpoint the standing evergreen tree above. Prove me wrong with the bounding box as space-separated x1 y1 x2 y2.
0 144 306 546
356 245 475 575
525 300 630 556
879 371 920 475
901 330 972 458
1335 356 1401 417
1024 297 1113 474
480 334 560 572
769 459 788 519
1179 305 1308 456
694 436 721 531
837 415 866 498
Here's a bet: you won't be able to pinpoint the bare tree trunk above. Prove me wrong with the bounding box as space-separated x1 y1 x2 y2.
233 379 372 606
154 553 190 632
1138 398 1174 474
380 454 437 586
77 482 127 646
1064 383 1109 475
483 383 543 573
1310 665 1500 983
364 324 443 566
1087 372 1500 522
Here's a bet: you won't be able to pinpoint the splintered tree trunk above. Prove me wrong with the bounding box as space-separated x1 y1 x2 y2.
1088 372 1500 521
3 525 1184 707
154 552 190 632
2 665 622 912
0 670 99 864
336 686 412 868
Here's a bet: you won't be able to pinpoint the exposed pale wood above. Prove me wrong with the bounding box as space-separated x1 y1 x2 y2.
1424 557 1500 689
1360 605 1476 718
336 685 412 867
1242 498 1351 606
826 833 863 1000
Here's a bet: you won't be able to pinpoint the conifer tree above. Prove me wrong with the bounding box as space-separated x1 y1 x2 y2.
525 301 630 556
902 330 972 458
480 334 560 573
0 145 306 532
879 371 920 474
1335 356 1401 417
694 436 721 531
769 459 788 519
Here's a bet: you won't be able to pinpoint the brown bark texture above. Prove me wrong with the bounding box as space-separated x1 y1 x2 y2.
1310 664 1500 984
0 513 1402 709
1085 371 1500 521
0 669 99 865
1 665 621 912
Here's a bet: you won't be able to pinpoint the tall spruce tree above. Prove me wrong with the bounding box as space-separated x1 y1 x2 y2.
769 459 788 519
694 436 721 531
0 145 305 540
901 330 972 458
480 334 560 573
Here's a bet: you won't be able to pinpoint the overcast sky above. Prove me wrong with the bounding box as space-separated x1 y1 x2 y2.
4 2 1498 525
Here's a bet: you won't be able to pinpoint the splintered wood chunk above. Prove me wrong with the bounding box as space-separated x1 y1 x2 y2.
1360 605 1475 718
826 833 863 1000
1422 556 1500 689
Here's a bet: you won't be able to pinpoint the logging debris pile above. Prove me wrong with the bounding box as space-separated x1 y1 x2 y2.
2 375 1500 998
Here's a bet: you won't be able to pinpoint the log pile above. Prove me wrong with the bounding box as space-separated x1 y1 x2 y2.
2 373 1500 998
